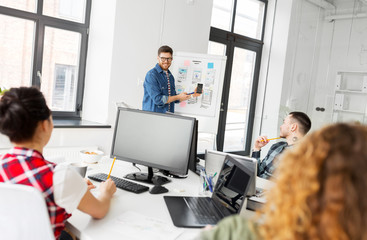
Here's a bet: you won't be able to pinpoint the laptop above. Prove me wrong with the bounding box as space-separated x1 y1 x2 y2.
204 150 258 196
164 155 253 228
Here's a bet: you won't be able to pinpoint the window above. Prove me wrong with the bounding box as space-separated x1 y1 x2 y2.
234 0 265 40
209 0 267 155
0 0 91 118
53 64 76 111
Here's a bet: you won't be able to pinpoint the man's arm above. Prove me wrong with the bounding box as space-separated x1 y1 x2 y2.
167 93 191 103
252 136 271 177
144 72 167 108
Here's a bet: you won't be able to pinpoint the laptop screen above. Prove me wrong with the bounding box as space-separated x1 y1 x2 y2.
205 150 257 196
211 155 253 214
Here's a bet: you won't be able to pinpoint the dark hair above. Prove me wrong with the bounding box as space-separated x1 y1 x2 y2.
158 45 173 56
0 87 51 142
289 111 311 135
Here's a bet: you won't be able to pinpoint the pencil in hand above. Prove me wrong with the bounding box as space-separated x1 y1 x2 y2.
260 137 281 142
107 157 116 180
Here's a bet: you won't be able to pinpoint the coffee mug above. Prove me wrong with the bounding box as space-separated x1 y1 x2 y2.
70 162 88 178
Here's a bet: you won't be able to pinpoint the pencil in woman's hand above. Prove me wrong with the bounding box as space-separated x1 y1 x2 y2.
107 157 116 179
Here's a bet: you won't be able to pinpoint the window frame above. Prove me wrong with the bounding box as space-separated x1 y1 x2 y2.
0 0 92 119
208 0 268 156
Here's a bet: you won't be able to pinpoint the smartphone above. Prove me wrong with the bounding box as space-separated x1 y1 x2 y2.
196 83 203 94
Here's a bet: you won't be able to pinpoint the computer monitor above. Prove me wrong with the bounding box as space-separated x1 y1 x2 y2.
110 107 196 185
204 150 257 196
187 120 198 174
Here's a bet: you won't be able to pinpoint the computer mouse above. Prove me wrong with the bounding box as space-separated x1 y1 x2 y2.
149 185 169 194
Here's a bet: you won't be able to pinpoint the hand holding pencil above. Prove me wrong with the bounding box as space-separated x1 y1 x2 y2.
254 136 281 151
99 157 117 197
107 157 116 180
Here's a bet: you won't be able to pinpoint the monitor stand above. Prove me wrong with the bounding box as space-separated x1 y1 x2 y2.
124 167 170 185
161 170 188 179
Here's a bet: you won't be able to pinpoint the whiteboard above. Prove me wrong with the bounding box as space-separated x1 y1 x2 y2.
170 52 226 134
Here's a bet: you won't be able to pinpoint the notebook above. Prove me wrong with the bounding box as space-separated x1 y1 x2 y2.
164 155 253 228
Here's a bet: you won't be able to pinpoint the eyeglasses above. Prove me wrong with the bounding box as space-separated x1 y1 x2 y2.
159 57 173 62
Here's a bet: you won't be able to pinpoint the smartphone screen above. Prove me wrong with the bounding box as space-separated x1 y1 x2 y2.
196 83 203 94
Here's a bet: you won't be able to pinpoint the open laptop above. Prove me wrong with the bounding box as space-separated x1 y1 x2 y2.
164 155 253 228
204 150 258 196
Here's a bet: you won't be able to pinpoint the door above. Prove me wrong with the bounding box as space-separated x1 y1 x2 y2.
208 33 263 155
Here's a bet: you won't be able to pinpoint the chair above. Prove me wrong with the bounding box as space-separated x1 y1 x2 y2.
0 183 54 240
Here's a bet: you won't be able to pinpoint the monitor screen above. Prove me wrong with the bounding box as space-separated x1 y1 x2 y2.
204 150 257 196
111 107 195 184
212 155 253 214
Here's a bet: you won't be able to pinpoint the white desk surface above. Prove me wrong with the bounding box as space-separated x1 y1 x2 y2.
66 158 273 240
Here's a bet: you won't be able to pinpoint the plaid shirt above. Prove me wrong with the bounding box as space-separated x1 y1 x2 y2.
252 141 289 180
0 147 71 239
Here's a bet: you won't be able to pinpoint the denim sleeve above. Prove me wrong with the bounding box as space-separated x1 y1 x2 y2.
145 72 167 108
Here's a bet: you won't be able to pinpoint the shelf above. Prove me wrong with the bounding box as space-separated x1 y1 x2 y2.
337 71 367 74
333 109 365 115
335 90 367 94
333 71 367 123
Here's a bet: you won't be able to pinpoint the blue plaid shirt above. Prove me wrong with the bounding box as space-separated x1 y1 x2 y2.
252 141 289 180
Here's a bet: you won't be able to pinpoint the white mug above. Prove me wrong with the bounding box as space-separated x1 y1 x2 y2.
70 162 88 178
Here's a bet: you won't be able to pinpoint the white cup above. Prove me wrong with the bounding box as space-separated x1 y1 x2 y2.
70 162 88 178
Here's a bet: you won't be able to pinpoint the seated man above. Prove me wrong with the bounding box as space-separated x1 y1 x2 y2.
252 111 311 179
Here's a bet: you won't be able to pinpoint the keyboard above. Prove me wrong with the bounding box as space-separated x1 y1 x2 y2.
88 173 149 194
185 197 222 224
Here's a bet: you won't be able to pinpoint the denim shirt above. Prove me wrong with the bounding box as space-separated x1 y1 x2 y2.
142 64 178 113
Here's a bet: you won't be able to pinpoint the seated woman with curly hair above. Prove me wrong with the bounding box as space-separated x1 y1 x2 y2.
200 123 367 240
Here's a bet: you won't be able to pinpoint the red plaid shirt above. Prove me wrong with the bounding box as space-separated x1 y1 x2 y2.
0 147 71 239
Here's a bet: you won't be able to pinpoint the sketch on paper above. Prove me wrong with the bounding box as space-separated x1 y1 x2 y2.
188 96 198 104
192 69 202 83
176 84 185 94
206 69 216 85
177 67 188 82
201 87 213 109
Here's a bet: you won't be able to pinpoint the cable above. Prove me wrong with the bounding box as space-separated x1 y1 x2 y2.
132 163 141 172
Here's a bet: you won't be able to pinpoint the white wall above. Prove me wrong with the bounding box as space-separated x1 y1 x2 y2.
105 0 213 125
68 0 212 152
82 0 116 124
253 0 295 147
278 0 367 131
0 0 214 152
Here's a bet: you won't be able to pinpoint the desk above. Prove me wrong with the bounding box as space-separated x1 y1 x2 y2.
66 158 273 240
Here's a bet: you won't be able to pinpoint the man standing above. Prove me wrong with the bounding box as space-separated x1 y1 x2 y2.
142 45 199 113
252 112 311 179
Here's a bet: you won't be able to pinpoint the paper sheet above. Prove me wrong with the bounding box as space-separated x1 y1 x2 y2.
105 211 184 240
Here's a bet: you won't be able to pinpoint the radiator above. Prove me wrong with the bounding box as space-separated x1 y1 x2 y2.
43 146 101 163
0 146 101 164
